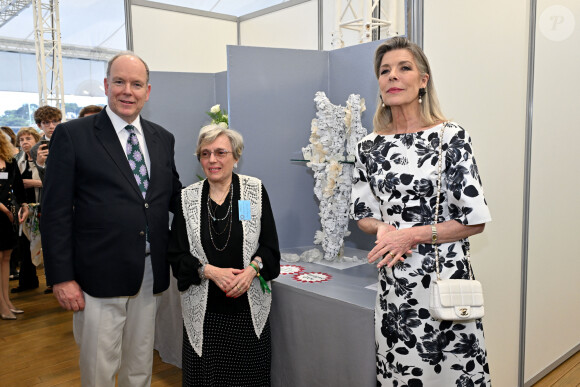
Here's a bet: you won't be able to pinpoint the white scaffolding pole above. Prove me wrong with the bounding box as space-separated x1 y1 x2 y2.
32 0 65 116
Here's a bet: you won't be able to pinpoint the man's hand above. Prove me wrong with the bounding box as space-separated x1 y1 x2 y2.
53 280 85 311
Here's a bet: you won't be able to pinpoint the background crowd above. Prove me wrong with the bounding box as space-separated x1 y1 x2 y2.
0 104 103 315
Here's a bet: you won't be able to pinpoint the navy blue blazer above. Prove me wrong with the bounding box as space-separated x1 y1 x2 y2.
41 109 182 297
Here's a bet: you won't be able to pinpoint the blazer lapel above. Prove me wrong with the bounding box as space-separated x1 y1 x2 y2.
141 119 160 200
93 111 143 199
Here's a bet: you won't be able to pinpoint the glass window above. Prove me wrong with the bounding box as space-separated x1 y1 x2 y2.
0 0 125 127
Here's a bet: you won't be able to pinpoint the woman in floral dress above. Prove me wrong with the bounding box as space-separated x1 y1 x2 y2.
351 37 492 386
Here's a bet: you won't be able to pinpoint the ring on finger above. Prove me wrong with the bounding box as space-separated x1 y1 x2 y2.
389 251 395 258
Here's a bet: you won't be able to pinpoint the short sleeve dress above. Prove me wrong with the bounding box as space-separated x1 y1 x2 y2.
351 122 492 386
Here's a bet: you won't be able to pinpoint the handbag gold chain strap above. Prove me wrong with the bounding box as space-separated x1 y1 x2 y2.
433 122 474 281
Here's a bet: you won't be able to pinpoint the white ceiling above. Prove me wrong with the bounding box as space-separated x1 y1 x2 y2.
150 0 289 17
0 0 289 49
0 0 126 49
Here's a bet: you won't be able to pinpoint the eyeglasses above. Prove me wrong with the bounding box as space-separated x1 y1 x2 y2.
41 120 61 126
199 149 232 160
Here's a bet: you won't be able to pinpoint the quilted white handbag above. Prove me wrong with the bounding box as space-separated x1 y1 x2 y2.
429 278 484 320
428 123 485 321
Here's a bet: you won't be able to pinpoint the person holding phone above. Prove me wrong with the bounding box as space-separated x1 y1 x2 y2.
30 106 62 179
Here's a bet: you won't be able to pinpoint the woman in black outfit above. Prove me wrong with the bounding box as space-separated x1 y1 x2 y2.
167 124 280 386
0 131 29 319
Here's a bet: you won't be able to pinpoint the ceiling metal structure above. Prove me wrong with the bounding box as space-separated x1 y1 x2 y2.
0 0 31 28
0 36 120 60
0 37 119 62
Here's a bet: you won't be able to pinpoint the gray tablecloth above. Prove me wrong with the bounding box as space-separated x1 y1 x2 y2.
154 246 378 387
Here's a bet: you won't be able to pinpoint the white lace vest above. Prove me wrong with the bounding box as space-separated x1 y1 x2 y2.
180 174 272 356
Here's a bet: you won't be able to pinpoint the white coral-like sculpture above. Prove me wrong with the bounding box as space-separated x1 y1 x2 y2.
300 92 367 261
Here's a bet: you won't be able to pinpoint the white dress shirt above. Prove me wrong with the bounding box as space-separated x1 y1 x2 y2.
105 106 151 254
105 106 152 178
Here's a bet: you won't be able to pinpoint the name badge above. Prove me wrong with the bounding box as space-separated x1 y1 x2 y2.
238 200 252 220
0 171 8 180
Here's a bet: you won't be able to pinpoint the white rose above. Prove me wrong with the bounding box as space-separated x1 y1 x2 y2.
210 104 220 113
218 122 228 129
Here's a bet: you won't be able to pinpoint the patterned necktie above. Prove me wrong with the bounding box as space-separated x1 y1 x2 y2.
125 125 149 198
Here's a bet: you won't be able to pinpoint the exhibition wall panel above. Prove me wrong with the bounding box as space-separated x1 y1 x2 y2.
132 5 237 73
327 41 380 130
142 72 217 186
326 40 383 249
215 71 228 110
424 1 529 386
240 1 318 50
525 0 580 383
226 45 328 248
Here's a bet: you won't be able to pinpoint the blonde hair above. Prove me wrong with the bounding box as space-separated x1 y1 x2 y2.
1 126 17 146
196 124 244 161
373 37 447 132
0 129 15 162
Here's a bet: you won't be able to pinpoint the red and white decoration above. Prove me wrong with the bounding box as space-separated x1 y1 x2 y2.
292 272 332 283
280 265 305 275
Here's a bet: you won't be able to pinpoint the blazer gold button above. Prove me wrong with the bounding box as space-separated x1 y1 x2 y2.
144 203 149 208
139 231 145 236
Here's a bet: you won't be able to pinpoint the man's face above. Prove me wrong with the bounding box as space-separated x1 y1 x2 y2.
39 118 61 139
104 55 151 124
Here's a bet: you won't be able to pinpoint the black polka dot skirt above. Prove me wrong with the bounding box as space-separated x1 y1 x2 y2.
182 309 271 387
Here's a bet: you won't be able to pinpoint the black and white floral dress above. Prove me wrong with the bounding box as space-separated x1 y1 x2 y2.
351 122 492 386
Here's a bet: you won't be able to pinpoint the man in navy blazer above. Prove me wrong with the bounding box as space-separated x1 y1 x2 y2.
41 53 181 387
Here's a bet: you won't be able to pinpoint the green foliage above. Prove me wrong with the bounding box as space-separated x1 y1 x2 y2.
0 103 38 127
65 102 81 116
0 102 84 127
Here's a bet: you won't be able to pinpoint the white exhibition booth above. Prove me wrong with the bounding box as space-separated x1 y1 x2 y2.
130 1 580 386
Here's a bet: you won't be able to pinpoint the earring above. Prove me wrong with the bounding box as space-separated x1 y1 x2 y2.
234 162 238 168
418 88 426 104
379 94 385 108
